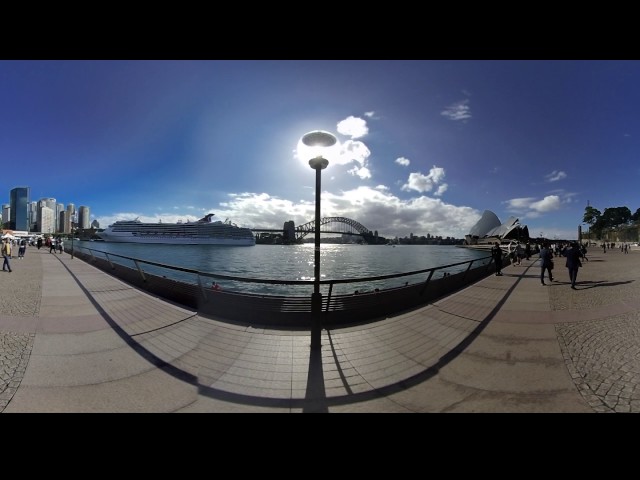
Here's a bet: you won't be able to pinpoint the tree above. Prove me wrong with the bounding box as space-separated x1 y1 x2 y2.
583 206 601 226
601 206 631 229
632 208 640 222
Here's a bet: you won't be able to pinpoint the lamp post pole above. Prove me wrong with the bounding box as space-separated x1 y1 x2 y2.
309 156 328 350
71 223 74 259
301 130 337 350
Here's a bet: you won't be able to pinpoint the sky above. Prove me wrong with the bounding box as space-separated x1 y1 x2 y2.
1 60 639 241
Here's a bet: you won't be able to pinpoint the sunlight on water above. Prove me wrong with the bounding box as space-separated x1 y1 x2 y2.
75 242 489 296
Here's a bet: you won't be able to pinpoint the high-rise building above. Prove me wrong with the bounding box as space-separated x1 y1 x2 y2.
28 202 38 231
10 187 30 231
37 198 56 233
39 206 55 234
65 203 75 233
57 203 65 233
2 204 9 227
78 206 90 229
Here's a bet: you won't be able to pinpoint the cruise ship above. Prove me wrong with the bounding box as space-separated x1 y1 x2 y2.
97 214 256 245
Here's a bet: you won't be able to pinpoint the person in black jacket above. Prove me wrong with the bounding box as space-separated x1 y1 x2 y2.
564 242 583 289
539 242 554 285
491 242 504 276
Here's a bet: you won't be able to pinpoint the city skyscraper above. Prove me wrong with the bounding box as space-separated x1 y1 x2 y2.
10 187 30 231
78 206 90 229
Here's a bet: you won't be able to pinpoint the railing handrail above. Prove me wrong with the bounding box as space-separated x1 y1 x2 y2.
72 245 492 287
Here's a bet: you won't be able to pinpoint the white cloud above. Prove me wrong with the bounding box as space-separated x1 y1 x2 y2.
401 166 447 194
364 111 375 118
505 195 563 218
347 165 372 179
529 195 562 212
336 116 369 139
441 99 471 122
545 170 567 182
505 197 537 210
395 157 410 167
435 184 448 196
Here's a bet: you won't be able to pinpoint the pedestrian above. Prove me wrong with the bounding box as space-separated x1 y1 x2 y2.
49 238 57 253
580 244 588 261
2 239 12 272
515 242 524 265
491 241 503 276
18 238 27 259
564 241 583 289
211 281 222 291
539 242 554 285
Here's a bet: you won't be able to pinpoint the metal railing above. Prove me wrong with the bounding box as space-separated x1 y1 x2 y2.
67 244 504 326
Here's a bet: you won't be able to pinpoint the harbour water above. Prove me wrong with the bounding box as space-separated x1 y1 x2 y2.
74 241 490 296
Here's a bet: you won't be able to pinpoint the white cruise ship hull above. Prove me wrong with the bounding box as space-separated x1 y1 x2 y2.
97 216 256 245
97 232 255 245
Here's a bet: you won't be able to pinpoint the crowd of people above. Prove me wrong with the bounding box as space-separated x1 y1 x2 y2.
491 239 601 290
1 235 70 274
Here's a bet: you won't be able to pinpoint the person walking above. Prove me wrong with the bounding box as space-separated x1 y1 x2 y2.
18 238 27 259
491 242 504 276
564 241 583 289
2 239 12 272
539 242 554 285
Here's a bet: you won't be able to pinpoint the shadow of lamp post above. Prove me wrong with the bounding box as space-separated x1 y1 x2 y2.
299 130 338 350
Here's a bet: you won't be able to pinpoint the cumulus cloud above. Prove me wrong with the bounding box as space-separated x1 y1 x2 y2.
545 170 567 182
529 195 562 212
505 195 563 217
401 166 447 194
336 116 369 139
441 99 471 122
348 165 372 179
505 197 538 210
395 157 410 167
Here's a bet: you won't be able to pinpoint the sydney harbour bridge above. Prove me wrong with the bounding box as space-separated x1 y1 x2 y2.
251 217 383 244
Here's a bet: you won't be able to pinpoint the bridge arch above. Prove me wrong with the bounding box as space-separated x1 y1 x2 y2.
295 216 373 242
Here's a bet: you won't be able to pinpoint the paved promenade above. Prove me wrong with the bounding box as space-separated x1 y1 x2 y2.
1 244 639 413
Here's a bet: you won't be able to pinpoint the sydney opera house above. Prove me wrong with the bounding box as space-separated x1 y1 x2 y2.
464 210 530 246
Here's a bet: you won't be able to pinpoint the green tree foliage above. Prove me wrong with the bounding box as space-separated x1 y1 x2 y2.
584 205 637 240
583 206 601 226
601 206 631 228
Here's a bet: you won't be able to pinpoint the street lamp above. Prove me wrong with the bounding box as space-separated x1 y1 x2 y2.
300 130 338 350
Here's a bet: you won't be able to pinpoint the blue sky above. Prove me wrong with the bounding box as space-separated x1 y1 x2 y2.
1 60 638 240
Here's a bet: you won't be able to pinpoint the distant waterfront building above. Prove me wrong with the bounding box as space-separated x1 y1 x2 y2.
464 210 530 246
39 206 56 234
282 220 296 244
57 203 65 233
28 202 37 231
10 187 30 231
38 198 56 233
2 204 9 227
78 206 90 229
91 219 100 229
64 203 75 233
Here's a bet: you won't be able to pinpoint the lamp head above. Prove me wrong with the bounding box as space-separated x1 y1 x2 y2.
301 130 337 148
297 130 338 169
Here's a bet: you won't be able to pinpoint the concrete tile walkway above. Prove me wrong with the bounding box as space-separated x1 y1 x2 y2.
1 244 639 412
